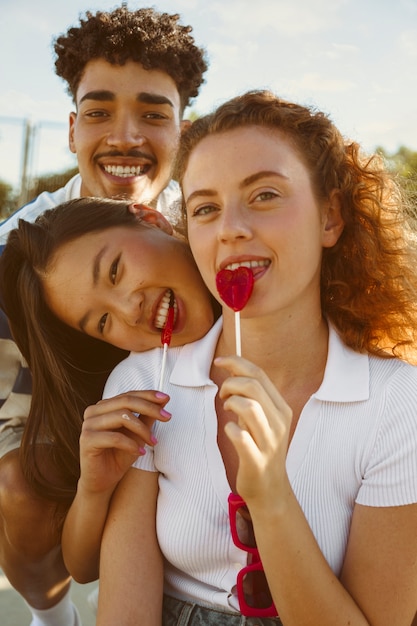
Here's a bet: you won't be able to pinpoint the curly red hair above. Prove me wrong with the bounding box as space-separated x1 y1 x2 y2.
176 90 417 360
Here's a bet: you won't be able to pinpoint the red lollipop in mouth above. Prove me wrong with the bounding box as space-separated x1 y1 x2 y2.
216 266 254 356
161 306 175 346
216 266 254 312
159 291 176 390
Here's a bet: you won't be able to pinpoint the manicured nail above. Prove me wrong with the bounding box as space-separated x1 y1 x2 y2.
138 447 147 455
151 435 158 445
155 391 168 399
160 408 171 418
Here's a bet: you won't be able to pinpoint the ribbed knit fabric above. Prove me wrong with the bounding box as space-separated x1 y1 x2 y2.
104 319 417 612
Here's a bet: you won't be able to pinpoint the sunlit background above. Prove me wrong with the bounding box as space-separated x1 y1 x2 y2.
1 0 416 193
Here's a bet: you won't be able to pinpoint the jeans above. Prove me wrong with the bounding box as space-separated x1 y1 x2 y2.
163 595 283 626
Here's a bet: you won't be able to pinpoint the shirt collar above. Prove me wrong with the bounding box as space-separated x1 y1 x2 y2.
313 324 369 402
170 319 370 402
170 318 222 388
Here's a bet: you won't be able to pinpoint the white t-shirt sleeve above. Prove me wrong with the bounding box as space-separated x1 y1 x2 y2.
356 363 417 507
103 348 164 472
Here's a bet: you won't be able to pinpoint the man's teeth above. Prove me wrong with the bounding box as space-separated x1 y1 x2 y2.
155 289 177 330
103 165 146 177
225 260 270 271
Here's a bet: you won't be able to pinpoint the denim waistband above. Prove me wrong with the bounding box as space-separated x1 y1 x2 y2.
162 594 283 626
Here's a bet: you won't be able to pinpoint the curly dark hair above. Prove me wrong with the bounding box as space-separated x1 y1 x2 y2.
54 4 208 112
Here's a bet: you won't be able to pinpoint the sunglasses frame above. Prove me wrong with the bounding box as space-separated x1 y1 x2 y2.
228 493 279 618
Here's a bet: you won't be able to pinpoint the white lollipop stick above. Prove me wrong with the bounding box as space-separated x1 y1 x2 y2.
158 343 169 390
235 311 242 357
158 304 175 391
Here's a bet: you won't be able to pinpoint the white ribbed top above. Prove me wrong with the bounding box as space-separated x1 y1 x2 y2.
104 320 417 612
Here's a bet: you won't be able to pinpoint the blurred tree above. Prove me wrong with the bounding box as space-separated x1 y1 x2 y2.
25 166 78 204
378 146 417 178
376 145 417 216
186 108 201 122
0 166 79 221
0 180 18 220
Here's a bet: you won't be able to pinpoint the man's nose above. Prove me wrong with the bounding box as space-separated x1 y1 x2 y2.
106 113 146 149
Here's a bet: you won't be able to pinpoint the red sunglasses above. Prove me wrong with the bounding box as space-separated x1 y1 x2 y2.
228 493 279 618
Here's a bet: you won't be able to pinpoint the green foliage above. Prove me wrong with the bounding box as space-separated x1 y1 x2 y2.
25 166 79 203
185 108 201 122
0 180 18 220
377 145 417 190
377 146 417 178
376 145 417 219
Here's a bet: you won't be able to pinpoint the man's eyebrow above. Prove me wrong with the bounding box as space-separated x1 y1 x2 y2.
137 92 174 108
79 90 115 104
77 245 108 332
78 90 174 108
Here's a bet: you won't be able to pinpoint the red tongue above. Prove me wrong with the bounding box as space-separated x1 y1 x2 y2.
216 266 254 312
161 306 175 346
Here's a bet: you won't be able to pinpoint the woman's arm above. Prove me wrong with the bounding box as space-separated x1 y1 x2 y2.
217 354 417 626
255 490 417 625
96 467 163 626
62 390 170 582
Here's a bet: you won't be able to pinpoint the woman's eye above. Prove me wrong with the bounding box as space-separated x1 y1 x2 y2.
255 191 278 201
98 313 108 334
110 256 120 283
191 205 216 217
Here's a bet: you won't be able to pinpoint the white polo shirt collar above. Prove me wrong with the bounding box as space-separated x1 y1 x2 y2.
170 318 370 404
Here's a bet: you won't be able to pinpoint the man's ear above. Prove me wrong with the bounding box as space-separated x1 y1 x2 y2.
322 190 345 248
69 112 77 154
128 203 173 235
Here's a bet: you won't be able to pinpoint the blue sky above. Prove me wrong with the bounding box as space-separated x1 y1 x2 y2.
0 0 416 189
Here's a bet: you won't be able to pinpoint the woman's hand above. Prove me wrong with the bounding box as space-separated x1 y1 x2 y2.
79 390 171 496
214 355 292 506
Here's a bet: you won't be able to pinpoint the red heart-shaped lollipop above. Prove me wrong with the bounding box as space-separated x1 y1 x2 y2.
216 266 254 312
161 305 175 346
